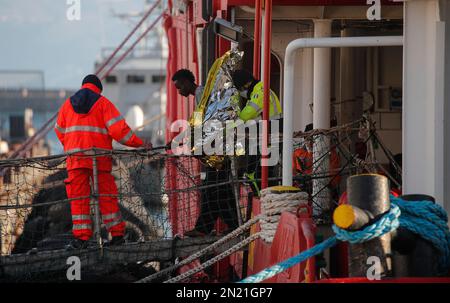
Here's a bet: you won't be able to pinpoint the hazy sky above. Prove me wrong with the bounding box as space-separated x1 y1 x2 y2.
0 0 150 89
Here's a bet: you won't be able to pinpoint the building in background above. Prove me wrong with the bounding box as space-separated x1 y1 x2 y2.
0 71 75 156
95 2 168 147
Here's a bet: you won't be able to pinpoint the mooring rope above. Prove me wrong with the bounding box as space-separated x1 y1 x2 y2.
239 196 450 283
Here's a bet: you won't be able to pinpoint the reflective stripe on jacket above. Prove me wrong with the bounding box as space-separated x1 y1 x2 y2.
239 81 282 122
55 83 143 170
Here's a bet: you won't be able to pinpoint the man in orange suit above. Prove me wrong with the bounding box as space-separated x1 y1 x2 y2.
55 74 149 249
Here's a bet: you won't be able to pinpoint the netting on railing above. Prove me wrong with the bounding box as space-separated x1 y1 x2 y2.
292 118 398 222
0 147 252 282
0 149 164 250
0 149 166 281
0 118 400 282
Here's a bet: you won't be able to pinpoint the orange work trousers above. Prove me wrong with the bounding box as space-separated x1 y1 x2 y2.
64 168 125 241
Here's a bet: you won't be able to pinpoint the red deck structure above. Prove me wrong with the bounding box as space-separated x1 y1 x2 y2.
162 0 442 283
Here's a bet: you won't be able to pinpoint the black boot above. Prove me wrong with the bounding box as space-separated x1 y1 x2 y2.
65 238 89 250
105 236 125 247
184 229 206 237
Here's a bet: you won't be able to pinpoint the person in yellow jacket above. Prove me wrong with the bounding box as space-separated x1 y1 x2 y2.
231 69 282 121
231 69 283 192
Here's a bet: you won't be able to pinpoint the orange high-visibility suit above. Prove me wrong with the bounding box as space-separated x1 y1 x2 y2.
55 83 143 240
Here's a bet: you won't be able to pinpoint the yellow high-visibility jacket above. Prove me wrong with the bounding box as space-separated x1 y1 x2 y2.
239 82 282 122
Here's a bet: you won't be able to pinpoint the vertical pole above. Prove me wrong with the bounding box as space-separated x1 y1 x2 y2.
230 8 239 51
0 221 2 256
301 40 314 132
241 191 254 279
185 5 190 119
261 0 272 190
313 20 332 130
339 26 355 126
230 159 244 226
366 47 373 93
253 0 262 79
347 174 392 277
91 154 103 249
312 19 332 218
403 0 450 214
260 12 265 80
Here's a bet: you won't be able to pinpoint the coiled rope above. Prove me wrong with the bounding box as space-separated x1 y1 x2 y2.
259 189 308 243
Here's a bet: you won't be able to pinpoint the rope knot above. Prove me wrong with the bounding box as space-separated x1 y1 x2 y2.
332 204 401 244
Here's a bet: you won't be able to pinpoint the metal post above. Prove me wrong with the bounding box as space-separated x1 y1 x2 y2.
312 19 332 219
346 174 392 277
403 0 449 208
261 0 272 190
241 191 254 279
253 0 262 79
230 159 244 226
91 154 103 249
0 221 2 256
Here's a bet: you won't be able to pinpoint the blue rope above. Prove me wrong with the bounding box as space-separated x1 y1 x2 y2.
238 237 339 283
238 196 450 283
332 203 400 244
390 196 450 273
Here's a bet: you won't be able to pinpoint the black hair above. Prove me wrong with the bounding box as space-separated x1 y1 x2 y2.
304 123 313 132
172 69 196 83
232 69 255 90
82 74 103 91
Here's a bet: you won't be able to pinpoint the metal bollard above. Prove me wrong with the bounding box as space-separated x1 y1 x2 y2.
391 194 439 277
335 174 392 277
91 154 103 250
